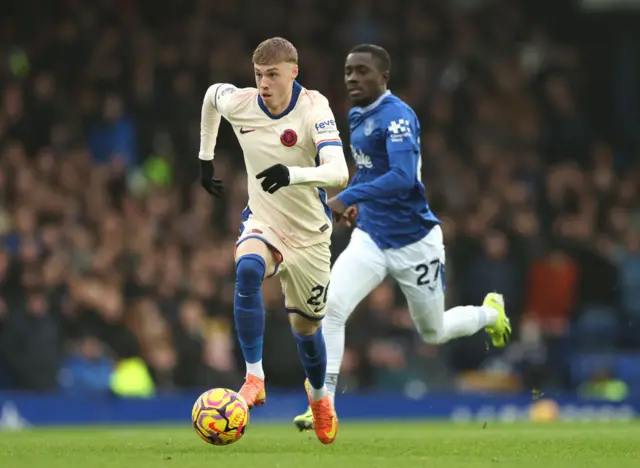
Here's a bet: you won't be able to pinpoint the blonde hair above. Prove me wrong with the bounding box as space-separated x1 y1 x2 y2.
252 37 298 65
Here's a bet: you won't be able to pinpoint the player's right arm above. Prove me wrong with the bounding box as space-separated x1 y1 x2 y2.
199 83 237 196
336 112 419 207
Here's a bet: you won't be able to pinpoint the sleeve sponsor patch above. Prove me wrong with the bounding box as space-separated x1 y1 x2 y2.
217 84 237 99
214 84 237 109
387 119 412 142
314 119 338 135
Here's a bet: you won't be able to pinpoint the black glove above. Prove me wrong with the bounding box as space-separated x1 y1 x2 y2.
200 160 224 197
256 164 290 194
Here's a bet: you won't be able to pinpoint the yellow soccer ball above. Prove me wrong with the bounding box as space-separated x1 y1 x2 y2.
192 388 249 446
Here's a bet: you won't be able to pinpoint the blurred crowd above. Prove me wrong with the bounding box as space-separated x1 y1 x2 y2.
0 0 639 397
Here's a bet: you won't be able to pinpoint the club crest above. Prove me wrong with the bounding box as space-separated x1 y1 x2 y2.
364 118 376 136
280 129 297 147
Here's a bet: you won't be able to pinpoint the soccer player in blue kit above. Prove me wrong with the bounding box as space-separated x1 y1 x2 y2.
294 44 511 430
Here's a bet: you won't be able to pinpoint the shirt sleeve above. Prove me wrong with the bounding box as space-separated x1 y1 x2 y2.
287 99 349 188
198 83 237 160
310 104 343 153
337 111 420 205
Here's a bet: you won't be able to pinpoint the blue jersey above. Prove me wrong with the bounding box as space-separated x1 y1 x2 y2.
337 91 440 250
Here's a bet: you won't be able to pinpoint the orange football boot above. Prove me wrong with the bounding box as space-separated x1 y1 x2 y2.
238 374 266 410
304 379 338 444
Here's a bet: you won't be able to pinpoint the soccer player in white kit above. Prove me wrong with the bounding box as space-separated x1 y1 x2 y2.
294 44 512 430
199 37 348 444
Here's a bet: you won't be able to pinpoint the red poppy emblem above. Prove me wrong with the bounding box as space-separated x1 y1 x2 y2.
280 129 297 147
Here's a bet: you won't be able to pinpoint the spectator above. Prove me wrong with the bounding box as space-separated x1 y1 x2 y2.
461 230 519 312
2 290 59 390
523 248 578 336
87 94 138 168
59 335 114 396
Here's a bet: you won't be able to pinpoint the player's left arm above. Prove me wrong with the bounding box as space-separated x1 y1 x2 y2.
286 101 349 189
256 97 349 194
335 113 419 207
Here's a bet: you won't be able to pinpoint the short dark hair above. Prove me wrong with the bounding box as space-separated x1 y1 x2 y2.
349 44 391 74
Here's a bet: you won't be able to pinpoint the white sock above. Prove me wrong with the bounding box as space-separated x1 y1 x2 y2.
326 374 338 405
323 315 346 376
439 305 494 341
246 360 264 380
326 373 338 396
481 305 499 326
309 384 328 402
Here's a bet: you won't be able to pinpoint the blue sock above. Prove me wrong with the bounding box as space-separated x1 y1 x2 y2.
292 327 327 390
234 254 266 365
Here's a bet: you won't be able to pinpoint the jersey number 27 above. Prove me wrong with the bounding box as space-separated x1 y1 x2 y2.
415 260 443 291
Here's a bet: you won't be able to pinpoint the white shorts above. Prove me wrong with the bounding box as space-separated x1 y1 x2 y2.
326 226 445 335
236 218 331 321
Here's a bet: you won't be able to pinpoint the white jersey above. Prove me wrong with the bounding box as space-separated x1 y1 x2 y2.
199 81 348 247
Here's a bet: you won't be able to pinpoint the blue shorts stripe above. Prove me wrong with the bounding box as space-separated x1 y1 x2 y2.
235 235 281 278
285 306 324 321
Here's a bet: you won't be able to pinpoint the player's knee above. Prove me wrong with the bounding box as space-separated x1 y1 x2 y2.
323 306 348 330
235 254 266 294
324 286 349 319
415 322 445 344
422 333 445 345
289 313 321 336
421 329 446 345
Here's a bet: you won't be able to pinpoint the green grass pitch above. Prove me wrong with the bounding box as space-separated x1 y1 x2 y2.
1 421 639 468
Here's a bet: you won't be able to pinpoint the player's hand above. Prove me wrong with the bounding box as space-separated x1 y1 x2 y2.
256 164 290 194
327 196 347 219
343 205 359 227
200 160 225 197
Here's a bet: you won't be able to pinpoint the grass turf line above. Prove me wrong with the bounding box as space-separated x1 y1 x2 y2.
1 421 638 468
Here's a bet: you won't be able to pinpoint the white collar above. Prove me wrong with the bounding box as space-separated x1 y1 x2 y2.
353 90 391 114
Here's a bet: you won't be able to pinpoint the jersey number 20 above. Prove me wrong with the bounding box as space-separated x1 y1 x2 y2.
307 282 329 312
